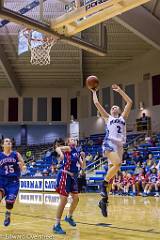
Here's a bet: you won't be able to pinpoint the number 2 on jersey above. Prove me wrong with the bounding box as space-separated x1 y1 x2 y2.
117 126 122 133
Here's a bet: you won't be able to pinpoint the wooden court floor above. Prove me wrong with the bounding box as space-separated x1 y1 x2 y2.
0 193 160 240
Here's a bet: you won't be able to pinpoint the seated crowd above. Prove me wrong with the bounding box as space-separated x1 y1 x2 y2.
16 133 160 196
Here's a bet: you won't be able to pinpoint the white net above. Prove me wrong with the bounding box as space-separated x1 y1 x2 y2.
23 29 59 66
29 39 56 66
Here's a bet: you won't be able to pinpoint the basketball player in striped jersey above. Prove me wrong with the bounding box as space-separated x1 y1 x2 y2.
53 138 85 234
90 84 132 217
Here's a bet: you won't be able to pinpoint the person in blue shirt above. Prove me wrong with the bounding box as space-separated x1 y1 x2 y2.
0 138 25 226
53 138 85 235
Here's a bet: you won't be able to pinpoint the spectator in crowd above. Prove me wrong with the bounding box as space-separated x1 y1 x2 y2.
135 168 146 195
43 169 49 177
145 154 155 172
78 170 87 193
87 139 94 146
85 153 93 162
112 172 123 195
145 136 151 144
29 160 36 167
143 168 157 197
140 113 149 130
78 151 86 193
21 165 30 177
49 164 58 178
34 170 42 177
122 149 130 165
132 150 143 165
93 152 101 162
126 173 136 196
96 137 103 145
150 135 158 147
143 146 151 160
25 150 32 161
134 162 143 175
122 171 128 195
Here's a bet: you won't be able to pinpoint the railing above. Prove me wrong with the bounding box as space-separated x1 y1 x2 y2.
86 157 108 174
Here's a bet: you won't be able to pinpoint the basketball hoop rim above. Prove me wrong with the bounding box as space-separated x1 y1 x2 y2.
22 28 59 43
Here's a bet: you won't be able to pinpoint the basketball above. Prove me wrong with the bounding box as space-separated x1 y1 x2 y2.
86 75 99 90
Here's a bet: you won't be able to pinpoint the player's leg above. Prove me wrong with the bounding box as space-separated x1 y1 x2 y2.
107 163 114 194
101 151 121 198
4 180 19 227
143 183 149 196
126 183 130 195
147 183 153 195
65 177 79 227
105 152 122 182
98 152 120 217
142 181 146 193
54 194 68 234
135 181 140 195
118 182 123 194
132 184 136 196
65 193 79 227
154 183 160 197
53 172 69 234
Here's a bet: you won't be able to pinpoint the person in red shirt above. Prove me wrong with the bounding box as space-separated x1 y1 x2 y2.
135 168 146 195
125 173 136 196
112 171 123 194
122 171 128 195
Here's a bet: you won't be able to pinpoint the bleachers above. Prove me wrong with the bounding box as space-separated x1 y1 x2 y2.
86 133 160 186
23 132 160 192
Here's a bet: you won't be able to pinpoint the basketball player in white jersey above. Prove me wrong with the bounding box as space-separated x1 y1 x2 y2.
90 84 132 217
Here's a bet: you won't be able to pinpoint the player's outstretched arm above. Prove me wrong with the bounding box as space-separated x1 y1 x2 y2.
90 89 110 120
17 152 25 171
112 84 133 119
79 151 86 169
55 147 65 161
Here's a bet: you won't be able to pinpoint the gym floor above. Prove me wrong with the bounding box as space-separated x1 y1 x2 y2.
0 193 160 240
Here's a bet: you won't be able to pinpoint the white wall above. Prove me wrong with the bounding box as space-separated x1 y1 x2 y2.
74 49 160 136
0 49 160 138
0 88 68 123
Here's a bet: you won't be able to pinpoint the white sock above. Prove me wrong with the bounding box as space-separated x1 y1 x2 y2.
55 218 61 226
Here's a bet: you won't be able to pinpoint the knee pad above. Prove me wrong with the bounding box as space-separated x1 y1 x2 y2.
6 202 14 210
6 194 16 209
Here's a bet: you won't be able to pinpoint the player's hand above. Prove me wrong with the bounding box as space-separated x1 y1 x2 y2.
80 151 85 158
90 88 98 93
112 84 121 92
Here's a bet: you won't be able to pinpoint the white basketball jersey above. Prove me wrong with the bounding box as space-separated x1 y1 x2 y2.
104 115 126 145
